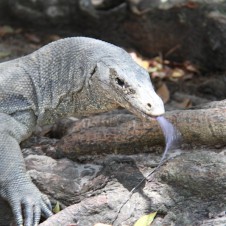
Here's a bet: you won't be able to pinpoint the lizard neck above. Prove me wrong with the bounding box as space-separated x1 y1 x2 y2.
35 81 119 126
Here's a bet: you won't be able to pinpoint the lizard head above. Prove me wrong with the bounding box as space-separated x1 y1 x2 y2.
90 51 165 119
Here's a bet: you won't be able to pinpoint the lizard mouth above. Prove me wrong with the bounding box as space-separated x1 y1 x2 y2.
123 99 161 120
121 93 164 119
129 107 158 121
111 84 164 119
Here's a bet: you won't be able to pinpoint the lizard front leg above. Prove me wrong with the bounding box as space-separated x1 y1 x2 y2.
0 112 52 226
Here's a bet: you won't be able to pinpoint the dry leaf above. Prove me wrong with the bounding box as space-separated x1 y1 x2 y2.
130 52 149 70
183 61 199 73
177 98 192 109
94 224 112 226
29 43 41 50
134 212 157 226
149 57 163 72
0 25 14 36
185 1 199 9
25 33 41 43
47 34 61 41
53 201 60 213
182 73 194 80
14 28 23 34
157 83 170 103
171 68 185 78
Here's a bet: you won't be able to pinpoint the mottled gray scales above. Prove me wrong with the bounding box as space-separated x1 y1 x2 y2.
0 37 164 225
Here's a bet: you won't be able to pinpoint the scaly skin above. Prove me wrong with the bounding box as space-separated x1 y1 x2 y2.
0 37 164 225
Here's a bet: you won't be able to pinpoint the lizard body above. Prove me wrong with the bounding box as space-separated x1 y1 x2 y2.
0 37 164 225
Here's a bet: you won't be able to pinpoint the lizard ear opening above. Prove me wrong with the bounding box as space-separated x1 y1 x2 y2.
86 64 99 88
91 65 98 76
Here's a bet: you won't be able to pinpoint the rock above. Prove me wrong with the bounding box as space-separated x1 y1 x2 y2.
25 154 104 206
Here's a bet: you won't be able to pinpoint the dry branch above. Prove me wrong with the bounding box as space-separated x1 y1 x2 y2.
55 102 226 158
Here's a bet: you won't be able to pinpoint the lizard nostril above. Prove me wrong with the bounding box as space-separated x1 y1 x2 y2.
147 103 152 109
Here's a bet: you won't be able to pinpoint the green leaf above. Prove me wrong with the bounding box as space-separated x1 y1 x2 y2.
134 212 157 226
53 201 61 213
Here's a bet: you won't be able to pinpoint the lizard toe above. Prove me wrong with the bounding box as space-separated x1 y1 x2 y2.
41 201 53 218
41 193 52 210
2 181 52 226
23 202 33 226
33 205 41 226
11 202 23 226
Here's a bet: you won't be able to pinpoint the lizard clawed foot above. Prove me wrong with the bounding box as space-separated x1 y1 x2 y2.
2 181 52 226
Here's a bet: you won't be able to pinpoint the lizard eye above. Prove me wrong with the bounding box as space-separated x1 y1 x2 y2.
115 77 125 88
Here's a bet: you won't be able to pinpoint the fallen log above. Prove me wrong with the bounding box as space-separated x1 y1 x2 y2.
55 104 226 159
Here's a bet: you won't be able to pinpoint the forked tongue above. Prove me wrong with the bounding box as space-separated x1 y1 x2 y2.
146 116 181 181
130 116 181 191
156 116 181 162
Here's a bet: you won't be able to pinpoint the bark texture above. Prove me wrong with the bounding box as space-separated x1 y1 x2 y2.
51 102 226 160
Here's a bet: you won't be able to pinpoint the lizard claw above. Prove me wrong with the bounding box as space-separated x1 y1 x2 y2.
1 181 52 226
41 194 52 211
41 199 53 218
